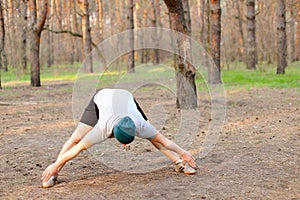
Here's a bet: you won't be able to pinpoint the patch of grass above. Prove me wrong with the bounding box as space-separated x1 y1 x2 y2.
1 63 80 85
220 62 300 90
1 61 299 91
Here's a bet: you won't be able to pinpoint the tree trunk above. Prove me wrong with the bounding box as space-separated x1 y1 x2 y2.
164 0 197 109
235 0 246 62
182 0 191 35
66 0 74 65
0 0 4 88
72 0 81 62
49 0 55 65
20 0 27 70
209 0 222 84
115 0 123 32
295 3 300 61
198 0 205 43
138 2 147 64
29 0 48 87
289 1 296 62
108 0 115 37
127 0 135 73
206 0 211 45
78 0 93 73
151 0 161 64
8 0 17 68
276 0 287 74
246 0 257 70
0 0 8 73
96 0 104 42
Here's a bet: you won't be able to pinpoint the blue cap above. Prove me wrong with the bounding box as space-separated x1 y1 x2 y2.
113 116 136 144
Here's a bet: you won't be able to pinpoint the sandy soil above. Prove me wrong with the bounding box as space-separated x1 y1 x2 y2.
0 82 299 199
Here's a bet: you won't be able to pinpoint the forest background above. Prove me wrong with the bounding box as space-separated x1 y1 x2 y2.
0 0 299 89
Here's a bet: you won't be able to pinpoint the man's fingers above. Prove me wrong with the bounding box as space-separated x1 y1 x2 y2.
190 161 196 168
42 168 51 182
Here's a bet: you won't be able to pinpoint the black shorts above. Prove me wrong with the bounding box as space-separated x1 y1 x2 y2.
79 95 147 127
79 96 99 126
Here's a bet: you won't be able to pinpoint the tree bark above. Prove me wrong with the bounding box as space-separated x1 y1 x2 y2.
96 0 104 42
246 0 257 70
235 0 246 62
78 0 93 73
276 0 287 74
151 0 161 64
198 0 205 43
209 0 222 84
289 1 296 62
127 0 135 73
72 0 81 62
164 0 197 109
182 0 191 35
8 0 17 68
295 3 300 61
66 0 74 65
20 0 28 70
138 2 147 64
29 0 48 87
0 0 8 73
0 0 5 88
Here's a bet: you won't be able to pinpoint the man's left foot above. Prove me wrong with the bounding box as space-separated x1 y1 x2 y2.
175 160 196 175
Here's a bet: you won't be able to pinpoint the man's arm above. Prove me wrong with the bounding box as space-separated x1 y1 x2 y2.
149 132 196 168
42 141 87 182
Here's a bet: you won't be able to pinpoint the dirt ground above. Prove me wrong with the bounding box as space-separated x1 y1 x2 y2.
0 81 299 200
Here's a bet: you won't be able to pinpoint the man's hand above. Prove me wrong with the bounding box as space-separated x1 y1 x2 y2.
181 151 196 168
42 163 59 182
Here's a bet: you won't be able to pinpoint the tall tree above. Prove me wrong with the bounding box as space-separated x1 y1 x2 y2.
288 0 296 62
295 2 300 61
209 0 222 84
137 0 148 64
96 0 104 42
28 0 48 87
277 0 287 74
0 0 6 89
78 0 93 73
0 0 8 73
127 0 135 73
72 0 81 63
235 0 246 62
20 0 28 70
182 0 191 35
163 0 197 109
246 0 257 70
7 0 17 68
198 0 205 43
151 0 161 64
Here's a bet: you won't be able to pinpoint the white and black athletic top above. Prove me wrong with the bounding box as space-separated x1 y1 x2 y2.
80 89 157 148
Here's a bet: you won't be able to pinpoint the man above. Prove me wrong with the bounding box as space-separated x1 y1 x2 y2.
42 89 196 188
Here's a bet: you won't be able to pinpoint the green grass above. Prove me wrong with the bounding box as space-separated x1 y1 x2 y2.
1 61 299 91
1 63 80 84
220 62 300 89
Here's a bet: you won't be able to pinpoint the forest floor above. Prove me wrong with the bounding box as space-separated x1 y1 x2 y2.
0 81 299 200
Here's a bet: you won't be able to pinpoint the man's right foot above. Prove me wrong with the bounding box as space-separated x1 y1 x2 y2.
42 175 58 188
175 160 196 175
